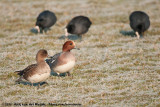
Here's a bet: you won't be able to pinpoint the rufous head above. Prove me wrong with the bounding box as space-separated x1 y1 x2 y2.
62 41 76 52
36 49 48 62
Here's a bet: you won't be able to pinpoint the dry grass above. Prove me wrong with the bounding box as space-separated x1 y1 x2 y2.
0 0 160 106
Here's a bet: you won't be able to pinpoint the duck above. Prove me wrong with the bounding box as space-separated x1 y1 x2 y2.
34 10 57 33
15 49 51 87
65 15 92 40
46 41 79 76
129 11 150 39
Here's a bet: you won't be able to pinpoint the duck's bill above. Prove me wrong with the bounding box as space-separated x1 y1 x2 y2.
73 47 80 50
47 55 53 58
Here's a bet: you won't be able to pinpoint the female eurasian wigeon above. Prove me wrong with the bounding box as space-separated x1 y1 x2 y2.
46 41 79 76
15 49 51 87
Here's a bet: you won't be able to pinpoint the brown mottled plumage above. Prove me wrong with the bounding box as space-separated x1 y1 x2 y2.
15 49 51 86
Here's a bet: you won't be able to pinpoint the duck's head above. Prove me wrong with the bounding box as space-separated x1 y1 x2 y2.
62 41 79 52
36 49 49 62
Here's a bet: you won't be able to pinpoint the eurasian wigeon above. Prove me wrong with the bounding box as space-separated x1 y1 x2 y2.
129 11 150 39
65 16 92 40
46 41 79 76
15 49 51 87
34 10 57 33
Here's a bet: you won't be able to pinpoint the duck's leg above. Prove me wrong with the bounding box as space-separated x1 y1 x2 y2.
135 31 140 39
32 83 34 86
15 76 23 83
37 83 40 89
66 72 71 76
44 82 49 85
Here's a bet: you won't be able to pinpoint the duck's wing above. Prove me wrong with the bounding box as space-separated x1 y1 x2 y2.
45 52 61 67
15 64 37 76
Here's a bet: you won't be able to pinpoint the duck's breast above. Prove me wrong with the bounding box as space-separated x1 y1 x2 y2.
54 60 75 73
54 52 75 73
27 63 50 83
27 72 50 83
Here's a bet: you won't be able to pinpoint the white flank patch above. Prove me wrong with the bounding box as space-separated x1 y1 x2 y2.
54 61 75 73
28 72 50 83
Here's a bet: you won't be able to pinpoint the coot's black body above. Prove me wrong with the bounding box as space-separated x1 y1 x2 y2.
129 11 150 36
66 16 92 36
36 10 57 33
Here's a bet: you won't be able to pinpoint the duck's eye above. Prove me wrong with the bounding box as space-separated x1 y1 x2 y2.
70 43 72 45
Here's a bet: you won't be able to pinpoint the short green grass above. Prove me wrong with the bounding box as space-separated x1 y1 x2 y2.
0 0 160 106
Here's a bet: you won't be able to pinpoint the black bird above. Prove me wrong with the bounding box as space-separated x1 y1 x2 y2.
35 10 57 33
129 11 150 39
65 16 92 40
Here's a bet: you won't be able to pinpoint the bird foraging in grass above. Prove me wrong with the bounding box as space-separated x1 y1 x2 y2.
15 49 51 88
129 11 150 39
34 10 57 33
65 16 92 40
46 41 79 76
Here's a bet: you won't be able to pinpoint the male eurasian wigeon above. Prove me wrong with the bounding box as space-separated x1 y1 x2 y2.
15 49 51 87
34 10 57 33
65 16 92 40
129 11 150 39
46 41 79 76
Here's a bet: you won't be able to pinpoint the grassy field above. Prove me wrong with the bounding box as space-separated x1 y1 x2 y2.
0 0 160 106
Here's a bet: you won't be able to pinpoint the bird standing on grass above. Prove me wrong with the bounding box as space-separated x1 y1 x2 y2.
15 49 51 88
129 11 150 39
34 10 57 33
65 16 92 40
46 41 79 76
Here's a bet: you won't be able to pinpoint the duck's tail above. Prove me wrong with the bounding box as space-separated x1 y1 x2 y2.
15 76 23 83
14 70 24 76
15 71 24 83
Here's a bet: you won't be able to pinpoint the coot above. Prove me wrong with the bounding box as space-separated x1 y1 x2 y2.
65 16 92 40
129 11 150 39
35 10 57 33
